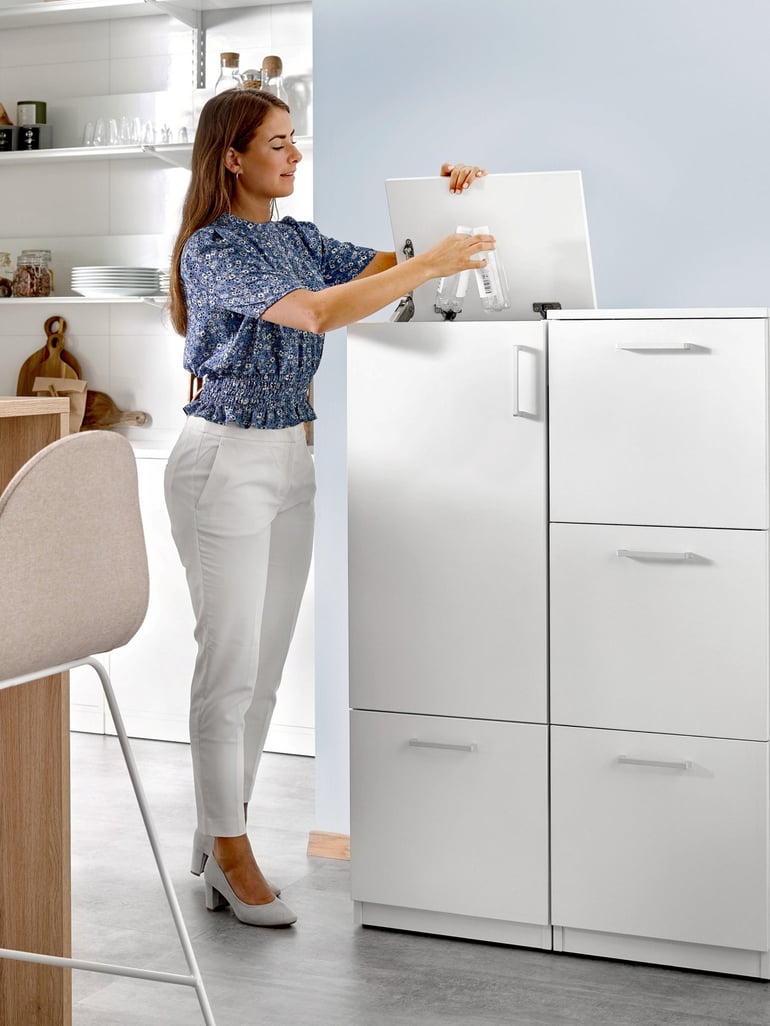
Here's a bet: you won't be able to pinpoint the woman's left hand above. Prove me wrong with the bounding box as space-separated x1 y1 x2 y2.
440 162 488 194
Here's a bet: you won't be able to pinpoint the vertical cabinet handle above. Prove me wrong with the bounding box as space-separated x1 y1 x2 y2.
616 549 695 562
512 344 521 417
408 739 478 753
617 755 693 771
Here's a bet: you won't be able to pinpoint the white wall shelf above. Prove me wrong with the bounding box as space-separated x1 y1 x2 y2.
0 144 193 169
0 0 303 29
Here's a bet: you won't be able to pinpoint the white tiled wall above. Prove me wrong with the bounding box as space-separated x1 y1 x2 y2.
0 3 313 445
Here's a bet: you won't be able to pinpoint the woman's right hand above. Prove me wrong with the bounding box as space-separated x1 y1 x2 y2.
417 231 496 281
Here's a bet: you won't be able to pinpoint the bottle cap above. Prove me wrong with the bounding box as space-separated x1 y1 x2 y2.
220 52 240 67
262 55 283 77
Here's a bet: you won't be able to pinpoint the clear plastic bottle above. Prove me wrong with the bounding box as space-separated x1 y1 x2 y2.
261 55 289 105
472 224 510 313
215 52 242 94
434 225 472 320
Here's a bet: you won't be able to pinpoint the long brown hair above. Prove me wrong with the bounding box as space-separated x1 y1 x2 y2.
168 89 291 336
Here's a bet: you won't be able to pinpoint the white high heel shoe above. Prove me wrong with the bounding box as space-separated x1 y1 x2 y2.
191 829 281 896
203 856 297 927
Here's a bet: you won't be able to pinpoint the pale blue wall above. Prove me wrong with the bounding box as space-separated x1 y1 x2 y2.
312 0 770 832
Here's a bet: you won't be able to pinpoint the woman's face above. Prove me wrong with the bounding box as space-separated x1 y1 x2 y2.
232 106 302 204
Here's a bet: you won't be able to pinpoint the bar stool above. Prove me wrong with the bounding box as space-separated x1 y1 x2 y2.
0 430 215 1025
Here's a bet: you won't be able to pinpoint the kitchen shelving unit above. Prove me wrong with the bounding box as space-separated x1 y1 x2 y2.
1 0 314 778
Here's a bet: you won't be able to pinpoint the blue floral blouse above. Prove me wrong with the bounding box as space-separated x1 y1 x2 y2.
180 213 376 428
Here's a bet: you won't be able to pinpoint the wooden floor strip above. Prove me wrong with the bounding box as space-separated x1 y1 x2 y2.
307 830 350 861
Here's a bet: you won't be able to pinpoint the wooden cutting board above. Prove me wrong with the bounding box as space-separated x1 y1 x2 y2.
17 316 81 396
82 390 148 430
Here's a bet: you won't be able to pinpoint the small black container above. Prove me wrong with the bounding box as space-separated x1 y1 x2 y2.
17 124 52 150
0 126 18 151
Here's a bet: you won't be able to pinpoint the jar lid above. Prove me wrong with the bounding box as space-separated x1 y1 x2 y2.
262 55 283 76
220 52 240 66
19 250 51 264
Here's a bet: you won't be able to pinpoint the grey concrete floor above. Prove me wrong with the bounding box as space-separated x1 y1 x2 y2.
70 732 770 1026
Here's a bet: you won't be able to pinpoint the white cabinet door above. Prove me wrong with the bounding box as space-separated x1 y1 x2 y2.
550 522 770 740
551 725 770 952
549 318 768 528
348 321 548 723
351 710 549 926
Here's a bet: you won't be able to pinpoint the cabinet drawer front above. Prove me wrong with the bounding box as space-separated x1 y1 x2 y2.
349 322 547 723
550 523 769 740
549 318 768 528
551 726 770 951
350 711 549 925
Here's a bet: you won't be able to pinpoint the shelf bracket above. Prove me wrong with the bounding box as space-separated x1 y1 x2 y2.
144 0 205 88
140 144 191 169
192 15 205 90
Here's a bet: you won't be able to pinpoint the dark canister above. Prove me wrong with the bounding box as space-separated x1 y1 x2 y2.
0 126 17 151
18 124 52 150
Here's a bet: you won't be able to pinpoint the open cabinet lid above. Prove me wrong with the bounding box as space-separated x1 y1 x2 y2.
385 170 597 322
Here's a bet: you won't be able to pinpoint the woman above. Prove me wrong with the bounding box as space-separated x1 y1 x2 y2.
165 87 493 927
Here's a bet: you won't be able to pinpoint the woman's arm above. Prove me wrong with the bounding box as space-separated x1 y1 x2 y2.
353 250 397 280
261 231 494 334
262 160 491 334
351 164 488 281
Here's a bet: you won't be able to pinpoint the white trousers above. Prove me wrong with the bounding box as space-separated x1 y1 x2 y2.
164 415 315 837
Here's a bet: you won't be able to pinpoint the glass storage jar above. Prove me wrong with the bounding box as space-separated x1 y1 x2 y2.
12 249 53 297
0 252 12 297
214 53 242 94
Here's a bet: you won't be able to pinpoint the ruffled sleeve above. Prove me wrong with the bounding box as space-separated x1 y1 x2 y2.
182 225 303 319
287 220 377 287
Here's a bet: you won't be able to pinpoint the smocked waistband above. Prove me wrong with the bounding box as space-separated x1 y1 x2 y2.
185 415 307 443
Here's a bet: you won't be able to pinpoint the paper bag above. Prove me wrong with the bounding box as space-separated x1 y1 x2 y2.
33 376 88 434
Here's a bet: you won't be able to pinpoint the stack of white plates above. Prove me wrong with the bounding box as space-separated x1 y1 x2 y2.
71 266 161 297
158 270 170 294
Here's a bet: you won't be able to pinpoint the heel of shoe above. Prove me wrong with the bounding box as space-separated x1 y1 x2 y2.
205 881 228 911
191 828 214 876
191 847 208 876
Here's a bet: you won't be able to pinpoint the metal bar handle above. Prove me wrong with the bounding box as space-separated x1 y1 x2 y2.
409 739 478 753
617 549 695 562
616 342 693 351
512 344 520 417
618 755 693 771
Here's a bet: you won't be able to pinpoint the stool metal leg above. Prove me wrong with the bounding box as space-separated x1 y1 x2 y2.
88 657 217 1026
0 657 217 1026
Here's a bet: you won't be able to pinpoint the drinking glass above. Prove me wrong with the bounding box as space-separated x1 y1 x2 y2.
93 118 107 146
